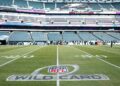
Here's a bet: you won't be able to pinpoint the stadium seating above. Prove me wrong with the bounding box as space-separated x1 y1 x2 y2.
0 31 9 36
29 1 43 9
0 0 120 11
0 31 120 45
107 32 120 40
57 3 67 9
14 0 28 8
93 32 118 42
112 3 120 10
0 0 12 6
9 32 32 41
99 3 114 11
62 32 80 42
88 3 101 11
31 32 48 41
48 32 62 41
79 32 99 41
1 12 120 26
45 3 55 10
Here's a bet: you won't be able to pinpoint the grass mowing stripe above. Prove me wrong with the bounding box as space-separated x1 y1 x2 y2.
73 46 120 70
0 46 42 67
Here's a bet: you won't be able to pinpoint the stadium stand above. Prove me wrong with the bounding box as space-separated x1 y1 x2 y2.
9 32 32 42
48 32 62 41
29 1 43 9
45 3 55 10
0 0 119 11
0 0 12 6
99 3 114 11
14 0 28 8
31 32 48 42
112 3 120 10
78 32 99 41
57 3 67 9
0 31 9 36
93 32 118 42
88 3 101 11
62 32 80 42
106 32 120 40
0 0 120 45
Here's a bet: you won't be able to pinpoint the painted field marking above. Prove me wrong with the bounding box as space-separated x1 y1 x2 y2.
2 55 20 59
22 55 34 58
81 55 93 59
56 46 60 86
0 46 28 54
97 57 120 69
0 47 42 67
2 55 34 59
6 46 110 81
73 46 120 69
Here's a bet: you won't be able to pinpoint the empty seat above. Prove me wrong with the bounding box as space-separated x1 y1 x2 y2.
99 3 114 11
107 32 120 40
45 3 55 10
9 32 32 41
14 0 28 8
63 32 80 42
32 32 47 41
79 32 99 41
93 32 118 42
112 3 120 11
48 32 62 41
0 0 12 6
29 1 43 9
0 31 9 36
88 3 101 11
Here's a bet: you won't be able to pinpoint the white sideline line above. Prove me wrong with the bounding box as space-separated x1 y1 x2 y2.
0 47 41 67
73 46 120 69
56 46 60 86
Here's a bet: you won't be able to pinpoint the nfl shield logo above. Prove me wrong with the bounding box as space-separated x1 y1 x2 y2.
48 66 68 73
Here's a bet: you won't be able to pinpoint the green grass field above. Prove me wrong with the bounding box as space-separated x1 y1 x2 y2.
0 45 120 86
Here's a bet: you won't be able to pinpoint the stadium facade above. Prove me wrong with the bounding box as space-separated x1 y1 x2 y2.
0 0 120 45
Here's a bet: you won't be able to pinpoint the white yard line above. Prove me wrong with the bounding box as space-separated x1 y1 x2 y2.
0 46 41 67
56 46 60 86
97 58 120 69
73 46 120 69
0 57 19 67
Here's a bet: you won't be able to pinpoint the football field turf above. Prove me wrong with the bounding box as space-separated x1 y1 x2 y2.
0 45 120 86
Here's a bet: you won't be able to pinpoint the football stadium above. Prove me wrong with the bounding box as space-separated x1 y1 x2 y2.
0 0 120 86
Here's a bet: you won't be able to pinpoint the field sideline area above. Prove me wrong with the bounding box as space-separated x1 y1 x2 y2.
0 45 120 86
